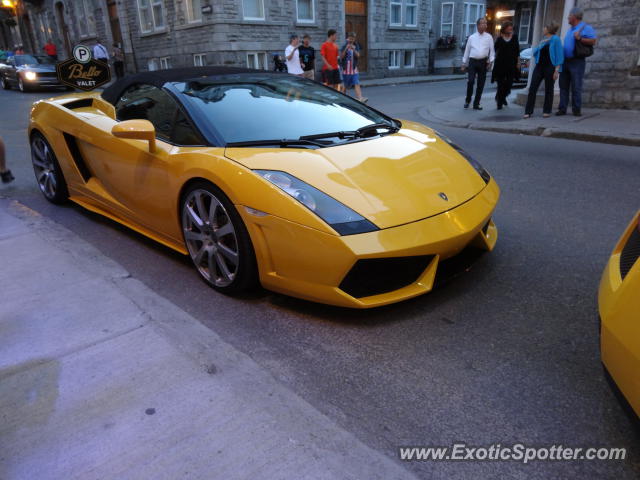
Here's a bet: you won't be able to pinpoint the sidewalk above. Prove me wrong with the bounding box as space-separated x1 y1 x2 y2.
0 198 417 480
420 93 640 147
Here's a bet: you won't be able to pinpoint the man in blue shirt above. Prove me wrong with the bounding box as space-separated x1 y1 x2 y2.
557 7 597 116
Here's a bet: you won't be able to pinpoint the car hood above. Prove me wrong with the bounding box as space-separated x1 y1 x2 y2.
17 65 56 72
224 121 488 229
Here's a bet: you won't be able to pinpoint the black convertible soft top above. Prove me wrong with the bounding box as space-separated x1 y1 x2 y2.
100 66 279 106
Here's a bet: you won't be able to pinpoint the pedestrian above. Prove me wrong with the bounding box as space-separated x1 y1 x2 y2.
15 45 24 55
461 18 494 110
43 38 58 60
320 29 341 90
340 32 367 102
298 34 316 80
557 7 597 117
492 21 519 109
112 42 125 78
524 22 564 119
284 35 304 77
93 39 109 63
0 136 15 184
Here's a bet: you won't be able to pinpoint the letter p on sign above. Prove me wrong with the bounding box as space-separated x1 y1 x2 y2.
73 45 92 64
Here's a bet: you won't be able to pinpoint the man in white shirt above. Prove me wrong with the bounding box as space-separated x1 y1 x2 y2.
93 40 109 63
285 35 304 76
461 18 495 110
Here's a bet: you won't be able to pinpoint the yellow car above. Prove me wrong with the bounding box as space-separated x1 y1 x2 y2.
599 211 640 416
29 67 499 308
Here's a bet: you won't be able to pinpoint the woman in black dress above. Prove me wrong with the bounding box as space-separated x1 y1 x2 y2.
492 21 520 109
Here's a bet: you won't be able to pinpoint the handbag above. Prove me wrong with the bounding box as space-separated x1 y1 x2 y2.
574 25 594 58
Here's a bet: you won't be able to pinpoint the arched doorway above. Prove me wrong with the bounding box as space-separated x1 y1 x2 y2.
55 1 71 57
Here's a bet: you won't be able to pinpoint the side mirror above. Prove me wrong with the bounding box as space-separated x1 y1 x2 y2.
111 119 157 153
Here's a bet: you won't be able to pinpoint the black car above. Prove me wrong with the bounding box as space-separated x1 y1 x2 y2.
0 54 67 92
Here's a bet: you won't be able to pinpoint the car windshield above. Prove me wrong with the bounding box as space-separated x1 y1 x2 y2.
14 55 55 66
173 74 395 145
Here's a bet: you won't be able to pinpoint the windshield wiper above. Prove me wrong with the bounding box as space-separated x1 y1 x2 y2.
225 138 328 148
300 122 400 142
355 122 400 136
300 130 358 141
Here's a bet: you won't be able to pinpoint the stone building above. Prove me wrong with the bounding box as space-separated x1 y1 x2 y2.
2 1 435 79
430 0 487 73
579 0 640 109
116 0 433 79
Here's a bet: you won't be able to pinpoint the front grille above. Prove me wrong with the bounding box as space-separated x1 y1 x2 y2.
38 72 58 78
620 225 640 280
339 255 434 298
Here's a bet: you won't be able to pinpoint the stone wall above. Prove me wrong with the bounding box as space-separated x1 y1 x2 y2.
431 0 488 74
368 0 431 77
580 0 640 109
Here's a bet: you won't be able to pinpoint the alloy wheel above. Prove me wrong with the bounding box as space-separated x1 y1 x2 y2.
31 135 58 199
182 189 240 287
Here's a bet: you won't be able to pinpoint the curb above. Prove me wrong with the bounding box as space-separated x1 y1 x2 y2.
418 106 640 147
361 75 465 88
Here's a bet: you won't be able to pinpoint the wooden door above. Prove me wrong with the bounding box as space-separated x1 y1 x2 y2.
345 0 367 72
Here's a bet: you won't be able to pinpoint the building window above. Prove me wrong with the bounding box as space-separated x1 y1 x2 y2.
403 50 415 68
138 0 165 33
74 0 96 38
441 3 454 37
148 58 159 71
193 53 206 66
463 3 485 39
247 52 268 70
160 56 171 69
185 0 202 23
297 0 314 23
518 8 531 43
243 0 265 20
390 0 402 26
390 0 417 27
405 0 417 27
388 50 401 69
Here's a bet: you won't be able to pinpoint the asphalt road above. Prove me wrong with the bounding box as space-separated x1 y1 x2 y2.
1 80 639 479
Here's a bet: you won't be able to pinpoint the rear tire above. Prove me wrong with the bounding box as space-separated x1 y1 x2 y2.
30 132 68 204
181 180 258 294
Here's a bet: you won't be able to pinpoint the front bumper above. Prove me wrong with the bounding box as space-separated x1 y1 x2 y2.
598 211 640 417
25 76 65 88
240 178 500 308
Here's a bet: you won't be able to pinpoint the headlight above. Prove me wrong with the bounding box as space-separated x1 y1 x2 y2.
255 170 379 236
436 131 491 184
24 71 37 81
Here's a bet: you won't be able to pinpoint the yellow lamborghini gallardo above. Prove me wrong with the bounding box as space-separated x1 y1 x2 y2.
599 211 640 416
28 67 499 308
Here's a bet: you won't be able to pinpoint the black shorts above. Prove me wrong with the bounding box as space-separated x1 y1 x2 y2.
322 68 341 85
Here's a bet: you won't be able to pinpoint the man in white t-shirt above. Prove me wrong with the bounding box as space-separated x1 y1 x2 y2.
284 35 304 76
461 18 495 110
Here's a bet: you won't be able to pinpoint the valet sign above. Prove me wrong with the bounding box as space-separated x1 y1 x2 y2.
56 45 111 91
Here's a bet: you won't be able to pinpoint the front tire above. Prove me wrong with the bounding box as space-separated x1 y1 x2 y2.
181 181 258 294
18 76 29 92
1 76 10 90
31 132 68 204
